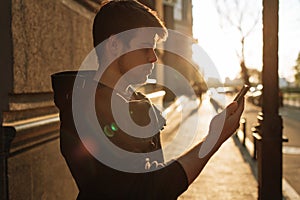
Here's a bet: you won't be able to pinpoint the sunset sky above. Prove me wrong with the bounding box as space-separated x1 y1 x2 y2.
192 0 300 82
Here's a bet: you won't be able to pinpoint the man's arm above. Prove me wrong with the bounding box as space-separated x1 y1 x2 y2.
177 99 244 185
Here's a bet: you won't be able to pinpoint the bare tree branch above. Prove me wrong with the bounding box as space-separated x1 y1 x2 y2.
214 0 261 85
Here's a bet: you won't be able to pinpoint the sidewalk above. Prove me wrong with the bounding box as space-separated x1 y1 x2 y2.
179 137 258 199
162 95 258 199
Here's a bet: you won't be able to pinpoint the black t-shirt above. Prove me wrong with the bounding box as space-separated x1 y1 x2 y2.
58 81 188 199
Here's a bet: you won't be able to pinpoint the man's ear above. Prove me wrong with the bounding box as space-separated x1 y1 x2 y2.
106 35 123 57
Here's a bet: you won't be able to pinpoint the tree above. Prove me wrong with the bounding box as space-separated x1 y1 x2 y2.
214 0 261 86
294 52 300 87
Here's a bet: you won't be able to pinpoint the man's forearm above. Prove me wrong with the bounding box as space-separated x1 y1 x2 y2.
177 136 221 185
177 100 244 185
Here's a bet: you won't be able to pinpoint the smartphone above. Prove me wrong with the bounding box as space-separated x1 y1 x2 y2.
233 85 250 103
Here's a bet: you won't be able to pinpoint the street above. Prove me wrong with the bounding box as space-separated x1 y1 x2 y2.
242 99 300 196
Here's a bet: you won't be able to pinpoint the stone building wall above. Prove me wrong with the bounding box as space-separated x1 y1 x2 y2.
12 0 94 94
1 0 98 199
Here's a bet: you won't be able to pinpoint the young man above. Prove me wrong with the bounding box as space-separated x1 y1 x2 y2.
52 0 244 199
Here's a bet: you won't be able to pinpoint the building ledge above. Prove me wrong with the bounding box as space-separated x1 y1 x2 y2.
3 114 60 156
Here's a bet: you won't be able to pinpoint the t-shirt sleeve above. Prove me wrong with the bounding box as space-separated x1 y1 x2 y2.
147 160 189 200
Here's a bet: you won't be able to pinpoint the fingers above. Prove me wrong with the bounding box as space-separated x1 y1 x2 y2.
225 101 238 118
224 98 245 129
235 98 245 117
228 98 245 128
229 97 245 113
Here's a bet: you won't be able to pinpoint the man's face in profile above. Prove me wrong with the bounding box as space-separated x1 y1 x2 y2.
117 29 158 85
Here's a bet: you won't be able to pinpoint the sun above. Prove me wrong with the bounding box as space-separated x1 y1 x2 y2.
192 0 241 82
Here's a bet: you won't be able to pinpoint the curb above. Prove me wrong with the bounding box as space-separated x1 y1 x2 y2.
235 130 300 200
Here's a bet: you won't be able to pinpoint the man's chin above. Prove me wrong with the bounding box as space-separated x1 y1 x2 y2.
130 77 148 86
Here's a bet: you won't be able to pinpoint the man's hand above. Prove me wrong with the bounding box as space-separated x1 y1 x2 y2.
198 98 244 158
178 98 245 185
214 98 244 144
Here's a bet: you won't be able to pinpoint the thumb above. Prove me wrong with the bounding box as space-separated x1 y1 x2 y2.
225 101 238 117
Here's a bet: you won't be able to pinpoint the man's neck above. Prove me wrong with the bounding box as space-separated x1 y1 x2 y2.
99 75 132 96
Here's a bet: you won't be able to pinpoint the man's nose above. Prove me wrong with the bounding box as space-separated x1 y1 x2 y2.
148 49 158 63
